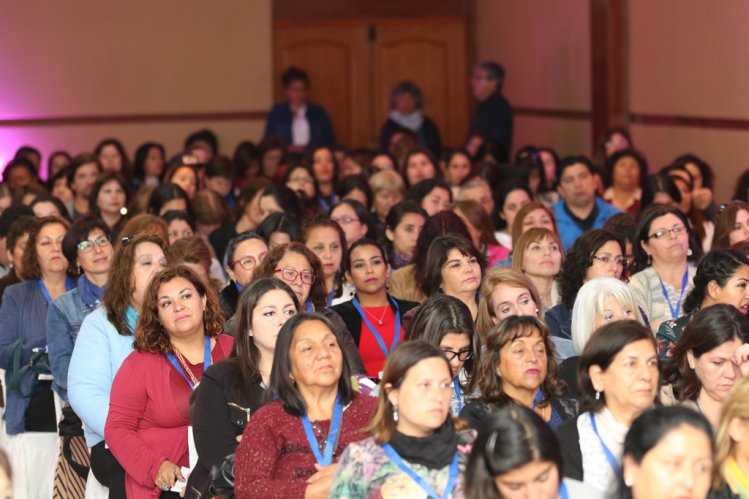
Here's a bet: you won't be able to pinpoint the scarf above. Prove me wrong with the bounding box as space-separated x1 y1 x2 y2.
125 306 138 333
388 422 457 470
389 110 424 132
78 274 106 308
724 457 749 498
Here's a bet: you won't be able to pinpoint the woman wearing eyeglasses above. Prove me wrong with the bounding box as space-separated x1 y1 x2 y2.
332 239 418 378
253 242 367 375
657 250 749 361
546 229 626 358
219 232 269 319
405 294 476 416
47 217 114 495
329 199 379 247
629 205 697 332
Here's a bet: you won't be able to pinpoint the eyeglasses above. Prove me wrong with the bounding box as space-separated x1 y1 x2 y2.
591 254 628 268
289 176 314 184
442 349 473 362
648 225 687 240
231 254 267 271
331 215 360 225
274 267 316 285
77 235 110 252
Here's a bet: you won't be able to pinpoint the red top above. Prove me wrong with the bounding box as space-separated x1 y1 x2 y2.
105 334 233 498
357 305 401 378
234 393 376 499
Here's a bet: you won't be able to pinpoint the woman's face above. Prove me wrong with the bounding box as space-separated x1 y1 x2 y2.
672 176 693 214
440 332 471 379
156 277 206 339
444 153 471 186
386 357 452 437
592 339 658 419
131 242 167 309
97 180 126 216
9 232 30 275
258 195 283 222
373 189 403 221
729 209 749 246
99 144 123 173
689 338 744 403
245 190 266 228
36 223 68 276
440 248 481 297
52 177 74 204
250 289 297 356
422 187 451 217
274 251 315 304
49 154 71 178
342 188 368 207
490 284 537 324
227 238 268 287
331 203 367 247
72 162 100 197
268 231 292 250
612 156 641 190
346 243 388 295
289 320 343 392
406 153 436 186
388 212 424 257
370 154 395 172
540 150 557 184
286 167 316 199
521 237 562 279
641 214 689 266
585 240 625 281
497 329 548 396
262 148 283 179
305 226 343 280
171 167 197 199
684 163 703 190
394 92 417 115
312 148 335 184
594 296 636 329
77 228 113 277
32 201 63 219
520 209 554 234
493 460 560 499
167 219 194 245
144 147 165 178
501 190 532 232
709 265 749 313
624 425 713 499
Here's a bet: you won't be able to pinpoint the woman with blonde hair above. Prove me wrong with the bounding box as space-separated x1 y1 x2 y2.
368 169 406 226
712 377 749 498
476 268 542 344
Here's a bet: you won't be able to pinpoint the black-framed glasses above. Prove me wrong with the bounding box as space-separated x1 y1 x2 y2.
442 349 472 362
77 235 110 253
648 224 687 240
274 267 316 285
230 253 267 271
591 254 628 268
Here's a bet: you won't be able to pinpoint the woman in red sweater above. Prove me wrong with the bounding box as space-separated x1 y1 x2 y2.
234 312 376 499
105 265 234 498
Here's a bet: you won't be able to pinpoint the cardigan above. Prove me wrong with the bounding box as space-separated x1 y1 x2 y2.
68 306 137 447
264 101 335 150
459 397 578 431
105 334 233 499
234 393 376 498
330 296 419 347
0 279 76 434
187 359 267 497
330 430 475 498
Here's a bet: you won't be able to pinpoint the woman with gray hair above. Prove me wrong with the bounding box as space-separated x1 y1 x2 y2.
557 277 645 394
379 80 442 156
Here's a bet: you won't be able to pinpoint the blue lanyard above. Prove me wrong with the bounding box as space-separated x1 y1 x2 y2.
327 289 336 308
305 300 314 312
351 295 401 357
166 336 212 390
37 276 73 305
658 269 689 319
589 412 620 475
453 378 463 413
301 394 343 466
382 444 459 498
531 389 543 409
319 193 337 213
559 482 569 499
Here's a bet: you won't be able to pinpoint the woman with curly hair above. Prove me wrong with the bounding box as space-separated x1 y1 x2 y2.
105 265 233 497
546 230 626 342
459 315 576 430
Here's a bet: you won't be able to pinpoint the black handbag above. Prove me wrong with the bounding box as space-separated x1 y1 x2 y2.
209 453 235 499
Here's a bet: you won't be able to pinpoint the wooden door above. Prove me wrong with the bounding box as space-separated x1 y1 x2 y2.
373 19 469 149
273 23 372 148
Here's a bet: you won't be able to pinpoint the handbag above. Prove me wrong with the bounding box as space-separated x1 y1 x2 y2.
209 453 235 499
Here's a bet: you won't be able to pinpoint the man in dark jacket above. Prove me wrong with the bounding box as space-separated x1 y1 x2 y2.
469 61 513 162
264 67 335 153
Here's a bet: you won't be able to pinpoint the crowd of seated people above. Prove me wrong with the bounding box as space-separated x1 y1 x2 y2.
2 62 749 499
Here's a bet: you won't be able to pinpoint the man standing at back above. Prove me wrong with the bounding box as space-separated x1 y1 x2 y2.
469 61 513 162
553 155 620 251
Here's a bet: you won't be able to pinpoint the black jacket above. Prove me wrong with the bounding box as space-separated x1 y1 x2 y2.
219 283 240 320
331 296 419 346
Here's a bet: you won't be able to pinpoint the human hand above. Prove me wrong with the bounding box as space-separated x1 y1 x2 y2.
304 464 338 498
734 343 749 377
692 188 713 211
154 460 185 492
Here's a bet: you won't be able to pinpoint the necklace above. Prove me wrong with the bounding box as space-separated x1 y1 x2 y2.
361 304 389 326
173 348 200 386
